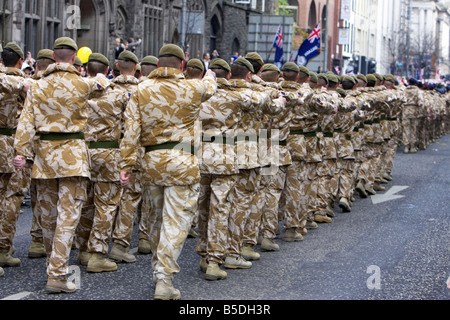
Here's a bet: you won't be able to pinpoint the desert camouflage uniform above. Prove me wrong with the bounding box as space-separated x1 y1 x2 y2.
14 63 108 281
226 76 282 258
0 68 30 255
111 75 142 249
120 66 216 283
196 77 261 266
315 90 341 218
402 85 424 151
76 81 128 255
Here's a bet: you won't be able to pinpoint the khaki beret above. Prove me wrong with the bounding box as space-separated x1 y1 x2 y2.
281 62 299 73
262 63 280 73
54 37 78 52
118 50 139 64
327 73 339 84
88 53 109 66
343 76 356 85
209 58 231 72
159 44 185 61
141 55 158 66
4 42 24 59
336 87 347 97
299 66 310 76
74 56 83 67
357 74 367 83
245 52 264 66
136 64 141 71
384 74 395 82
36 49 55 62
233 58 254 73
187 58 204 71
309 71 318 83
366 74 377 82
317 73 329 85
374 73 384 81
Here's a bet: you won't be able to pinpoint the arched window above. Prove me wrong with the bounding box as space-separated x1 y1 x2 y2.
308 0 317 31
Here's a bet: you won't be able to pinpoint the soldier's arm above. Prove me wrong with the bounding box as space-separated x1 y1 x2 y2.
200 69 218 102
14 87 37 165
119 90 141 174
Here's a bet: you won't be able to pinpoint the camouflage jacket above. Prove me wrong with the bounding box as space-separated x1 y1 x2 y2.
14 63 109 179
120 67 217 186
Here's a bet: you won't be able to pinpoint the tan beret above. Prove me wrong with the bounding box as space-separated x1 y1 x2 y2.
357 74 367 83
74 56 83 67
54 37 78 52
309 71 318 83
343 76 356 84
233 58 254 73
141 55 158 66
159 44 185 61
36 49 55 62
366 74 377 82
118 50 139 64
384 74 395 82
299 66 310 76
4 42 24 59
262 63 280 73
317 73 329 85
187 58 204 71
336 87 347 97
209 58 231 72
245 52 264 66
327 73 339 84
88 53 110 66
281 62 299 73
374 73 384 81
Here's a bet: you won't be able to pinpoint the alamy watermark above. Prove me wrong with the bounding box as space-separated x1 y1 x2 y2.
366 265 381 290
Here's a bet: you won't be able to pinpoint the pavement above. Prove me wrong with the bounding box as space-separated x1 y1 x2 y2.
0 135 449 308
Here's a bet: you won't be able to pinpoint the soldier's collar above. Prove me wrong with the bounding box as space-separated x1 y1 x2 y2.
228 78 251 89
149 67 185 80
4 67 25 77
113 74 139 85
44 63 80 77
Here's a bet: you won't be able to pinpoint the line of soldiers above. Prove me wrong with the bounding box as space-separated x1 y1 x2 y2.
0 38 449 299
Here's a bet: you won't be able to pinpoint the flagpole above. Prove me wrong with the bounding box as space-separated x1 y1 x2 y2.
323 0 329 72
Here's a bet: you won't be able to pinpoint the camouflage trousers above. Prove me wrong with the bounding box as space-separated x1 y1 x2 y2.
279 161 316 227
112 170 142 248
259 165 287 240
0 163 32 253
353 150 367 187
35 177 88 280
381 138 397 176
336 158 355 199
402 118 418 147
144 183 199 282
29 179 43 243
196 174 237 265
227 168 260 258
76 180 122 254
315 159 338 215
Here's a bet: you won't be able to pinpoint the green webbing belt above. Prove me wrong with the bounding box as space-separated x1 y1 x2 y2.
334 128 343 133
345 134 352 141
145 142 194 155
290 129 316 137
39 132 85 141
89 140 120 149
323 132 334 138
372 118 381 124
279 140 287 146
0 128 16 136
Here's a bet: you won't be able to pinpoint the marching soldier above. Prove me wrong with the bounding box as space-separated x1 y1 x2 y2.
119 44 217 300
13 37 109 293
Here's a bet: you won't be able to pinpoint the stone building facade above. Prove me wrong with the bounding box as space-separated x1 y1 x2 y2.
0 0 274 64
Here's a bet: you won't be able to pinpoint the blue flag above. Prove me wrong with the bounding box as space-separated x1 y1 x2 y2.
296 23 321 66
272 25 284 69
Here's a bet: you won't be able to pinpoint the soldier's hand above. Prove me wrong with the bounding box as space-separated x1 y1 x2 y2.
205 69 216 80
14 155 26 172
120 171 131 187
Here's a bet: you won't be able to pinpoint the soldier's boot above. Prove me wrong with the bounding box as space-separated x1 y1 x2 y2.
339 197 351 213
314 214 332 223
77 251 92 266
205 262 227 281
109 243 136 263
373 182 386 192
86 253 117 273
404 145 409 153
28 241 46 259
305 220 318 229
326 205 335 217
0 266 4 277
188 227 198 238
260 238 280 252
199 257 208 273
383 172 392 181
356 182 368 198
154 278 181 300
224 256 252 269
409 144 417 153
0 253 21 267
365 184 377 196
242 245 260 261
45 278 77 294
283 227 304 242
137 239 151 254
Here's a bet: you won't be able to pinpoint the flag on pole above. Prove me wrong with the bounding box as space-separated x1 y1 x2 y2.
272 25 284 69
295 23 321 66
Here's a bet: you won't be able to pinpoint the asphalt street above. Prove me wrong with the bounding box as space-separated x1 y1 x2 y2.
0 135 449 305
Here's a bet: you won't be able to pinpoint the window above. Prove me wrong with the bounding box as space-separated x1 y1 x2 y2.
143 0 163 56
0 0 12 43
45 0 61 50
24 0 41 57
